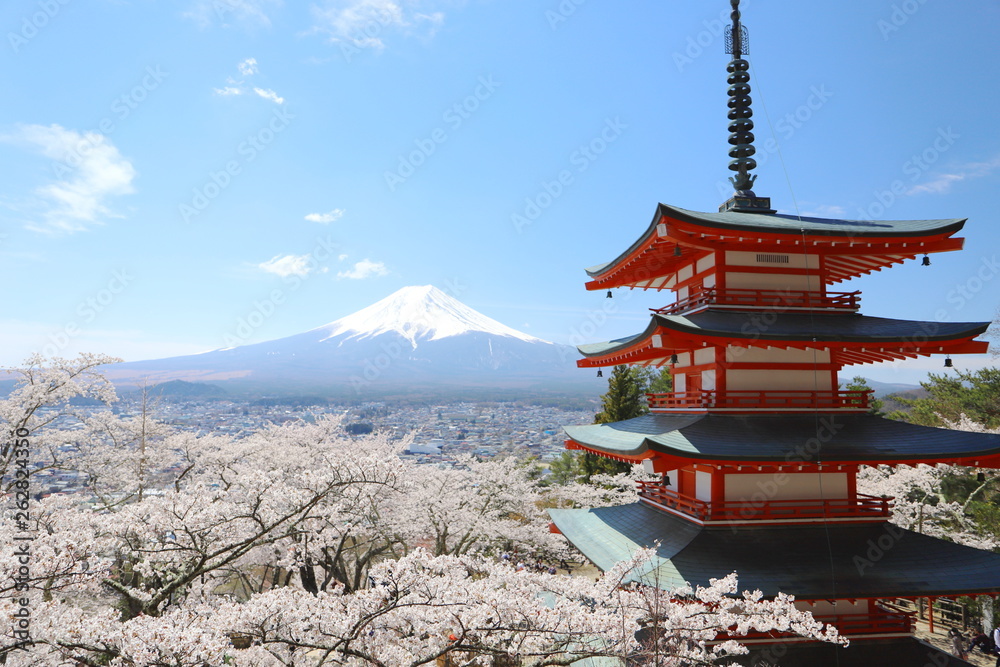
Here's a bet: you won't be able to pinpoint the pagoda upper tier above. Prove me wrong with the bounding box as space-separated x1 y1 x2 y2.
587 203 966 290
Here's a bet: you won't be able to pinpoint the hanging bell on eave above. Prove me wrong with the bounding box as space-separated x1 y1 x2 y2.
922 255 931 266
944 356 953 368
606 290 613 298
670 353 679 365
978 470 986 483
674 245 683 257
597 369 603 378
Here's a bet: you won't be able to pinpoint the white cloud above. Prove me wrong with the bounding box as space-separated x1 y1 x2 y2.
304 209 345 224
184 0 282 28
908 174 965 196
338 253 349 261
3 124 136 235
908 156 1000 196
310 0 445 50
258 254 315 278
337 259 388 280
214 59 286 105
253 87 285 104
238 57 259 75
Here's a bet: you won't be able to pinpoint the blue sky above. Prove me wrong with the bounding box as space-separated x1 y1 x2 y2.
1 0 998 386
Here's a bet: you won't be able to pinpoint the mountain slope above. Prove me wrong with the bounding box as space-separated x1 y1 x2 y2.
108 286 584 396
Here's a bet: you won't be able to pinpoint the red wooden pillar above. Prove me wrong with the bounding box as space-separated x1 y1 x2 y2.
845 466 858 503
711 467 726 519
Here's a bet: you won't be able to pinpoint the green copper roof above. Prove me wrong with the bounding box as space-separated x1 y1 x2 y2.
661 203 966 237
564 413 1000 464
549 503 1000 599
586 203 966 279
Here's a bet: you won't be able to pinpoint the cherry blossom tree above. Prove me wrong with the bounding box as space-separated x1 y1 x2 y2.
6 549 841 666
857 415 1000 550
1 356 844 665
0 353 120 494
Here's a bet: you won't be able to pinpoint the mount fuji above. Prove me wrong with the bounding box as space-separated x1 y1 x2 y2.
108 286 585 397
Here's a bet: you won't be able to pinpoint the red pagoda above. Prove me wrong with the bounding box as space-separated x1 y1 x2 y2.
548 2 1000 664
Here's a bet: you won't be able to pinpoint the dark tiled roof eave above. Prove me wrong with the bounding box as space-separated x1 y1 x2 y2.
736 638 971 667
549 503 1000 599
658 310 990 344
576 311 989 358
563 413 1000 464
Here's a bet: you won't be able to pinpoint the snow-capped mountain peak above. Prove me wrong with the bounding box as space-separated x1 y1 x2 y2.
316 285 549 347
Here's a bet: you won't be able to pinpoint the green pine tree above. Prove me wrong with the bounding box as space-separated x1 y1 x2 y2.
889 368 1000 428
579 365 669 481
842 376 884 416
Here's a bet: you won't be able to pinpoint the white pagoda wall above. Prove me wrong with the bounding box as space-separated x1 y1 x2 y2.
726 347 831 364
695 471 712 502
724 472 849 501
724 272 820 292
726 369 835 392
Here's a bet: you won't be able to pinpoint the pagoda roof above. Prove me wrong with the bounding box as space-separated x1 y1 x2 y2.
735 638 968 667
563 413 1000 467
586 203 966 289
657 203 966 239
576 310 989 366
548 502 1000 599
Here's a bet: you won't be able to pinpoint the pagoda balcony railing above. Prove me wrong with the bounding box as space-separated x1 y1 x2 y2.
821 610 915 636
636 482 894 522
646 389 873 412
652 288 861 316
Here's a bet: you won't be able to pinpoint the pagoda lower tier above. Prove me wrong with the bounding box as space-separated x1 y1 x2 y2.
733 638 971 667
550 503 1000 599
548 502 1000 657
550 416 1000 650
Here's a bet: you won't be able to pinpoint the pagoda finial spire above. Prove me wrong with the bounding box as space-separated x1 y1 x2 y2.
720 0 773 213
